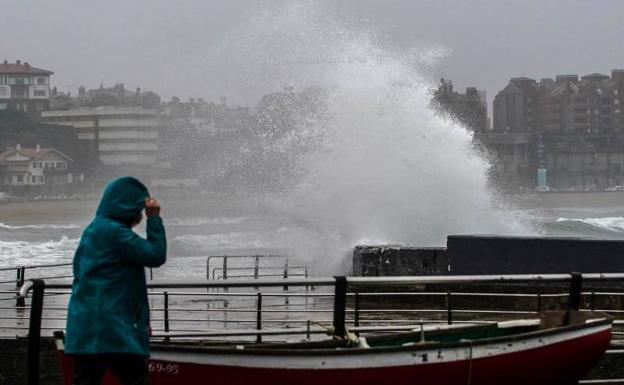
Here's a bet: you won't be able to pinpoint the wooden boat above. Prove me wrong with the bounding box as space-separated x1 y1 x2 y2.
53 311 611 385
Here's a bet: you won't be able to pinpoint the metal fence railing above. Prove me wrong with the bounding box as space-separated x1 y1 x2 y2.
15 272 624 385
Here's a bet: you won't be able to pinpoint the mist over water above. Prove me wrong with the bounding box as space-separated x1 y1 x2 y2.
217 2 533 272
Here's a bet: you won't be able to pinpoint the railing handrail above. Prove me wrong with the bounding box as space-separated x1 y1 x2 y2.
25 272 624 290
0 262 72 272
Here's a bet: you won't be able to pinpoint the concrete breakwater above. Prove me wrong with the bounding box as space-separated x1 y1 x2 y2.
353 235 624 276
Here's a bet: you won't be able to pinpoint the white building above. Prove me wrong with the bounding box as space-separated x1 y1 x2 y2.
0 60 53 113
41 106 160 166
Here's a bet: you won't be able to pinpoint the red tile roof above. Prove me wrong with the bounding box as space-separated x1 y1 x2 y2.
0 62 53 75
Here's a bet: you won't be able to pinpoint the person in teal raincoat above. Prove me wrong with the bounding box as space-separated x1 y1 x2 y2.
66 176 166 385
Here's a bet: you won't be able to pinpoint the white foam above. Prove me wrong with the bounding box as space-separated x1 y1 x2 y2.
0 222 82 230
556 217 624 232
0 236 78 268
222 2 533 272
168 217 249 226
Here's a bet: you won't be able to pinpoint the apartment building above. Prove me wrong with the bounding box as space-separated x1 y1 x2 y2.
0 60 53 113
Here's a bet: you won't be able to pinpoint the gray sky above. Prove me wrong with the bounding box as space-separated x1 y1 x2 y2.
1 0 623 110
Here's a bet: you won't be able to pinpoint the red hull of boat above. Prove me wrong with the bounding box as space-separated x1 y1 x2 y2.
57 326 610 385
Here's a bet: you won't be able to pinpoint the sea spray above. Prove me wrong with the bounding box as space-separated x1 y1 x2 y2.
214 2 533 273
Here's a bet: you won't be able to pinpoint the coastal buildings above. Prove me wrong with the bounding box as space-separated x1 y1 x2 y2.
483 70 624 190
431 79 488 132
493 70 624 133
0 144 75 195
50 83 161 110
0 60 53 113
41 106 160 167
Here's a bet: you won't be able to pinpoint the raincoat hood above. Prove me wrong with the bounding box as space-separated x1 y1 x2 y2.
95 177 149 224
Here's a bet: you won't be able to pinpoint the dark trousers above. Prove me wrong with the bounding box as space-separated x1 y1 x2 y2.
72 354 149 385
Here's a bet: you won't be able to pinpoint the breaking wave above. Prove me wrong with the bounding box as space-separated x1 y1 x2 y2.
555 217 624 233
0 222 82 230
168 217 249 227
0 236 78 268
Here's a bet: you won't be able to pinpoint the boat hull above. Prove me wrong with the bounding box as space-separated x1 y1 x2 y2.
55 320 611 385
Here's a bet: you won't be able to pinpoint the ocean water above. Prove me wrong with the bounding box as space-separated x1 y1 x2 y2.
2 204 624 277
0 202 621 338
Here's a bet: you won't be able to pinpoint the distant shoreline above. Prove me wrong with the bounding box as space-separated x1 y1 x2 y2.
528 192 624 209
1 191 622 225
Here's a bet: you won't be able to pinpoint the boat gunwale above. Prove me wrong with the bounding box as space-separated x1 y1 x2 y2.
146 315 612 357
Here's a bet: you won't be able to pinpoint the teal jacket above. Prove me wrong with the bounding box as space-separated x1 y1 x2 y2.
65 177 166 356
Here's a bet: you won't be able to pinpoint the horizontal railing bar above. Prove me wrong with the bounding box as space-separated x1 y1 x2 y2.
38 273 624 291
212 267 308 271
151 327 328 338
352 292 570 298
0 262 72 272
145 292 332 297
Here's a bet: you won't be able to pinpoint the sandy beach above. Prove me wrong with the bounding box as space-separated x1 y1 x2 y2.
0 200 97 224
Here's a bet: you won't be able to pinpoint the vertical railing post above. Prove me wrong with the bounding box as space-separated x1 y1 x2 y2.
304 268 309 292
283 260 289 291
223 257 228 293
283 260 289 305
256 292 262 343
254 256 259 280
163 291 170 341
354 291 361 336
446 292 453 325
26 279 45 385
149 268 153 281
590 291 596 311
564 272 583 325
306 319 311 340
16 266 26 307
536 293 542 313
333 276 347 338
567 272 583 311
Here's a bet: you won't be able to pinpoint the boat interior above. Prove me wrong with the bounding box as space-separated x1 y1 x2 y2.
147 310 609 352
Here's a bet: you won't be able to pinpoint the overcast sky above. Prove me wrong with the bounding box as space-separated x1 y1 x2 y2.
1 0 623 111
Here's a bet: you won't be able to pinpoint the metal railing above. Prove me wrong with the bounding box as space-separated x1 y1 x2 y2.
206 255 308 281
17 272 624 385
0 263 72 306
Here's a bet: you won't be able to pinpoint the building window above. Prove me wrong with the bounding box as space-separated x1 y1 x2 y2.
0 103 6 110
13 88 27 99
33 162 42 168
34 90 46 97
55 162 67 169
37 77 46 85
13 175 24 184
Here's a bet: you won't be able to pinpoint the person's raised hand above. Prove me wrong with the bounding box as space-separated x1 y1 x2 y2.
145 197 161 217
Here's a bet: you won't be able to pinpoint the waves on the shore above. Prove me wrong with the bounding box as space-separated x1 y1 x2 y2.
556 217 624 232
547 216 624 239
172 227 294 253
167 217 249 227
0 236 78 268
0 222 82 230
